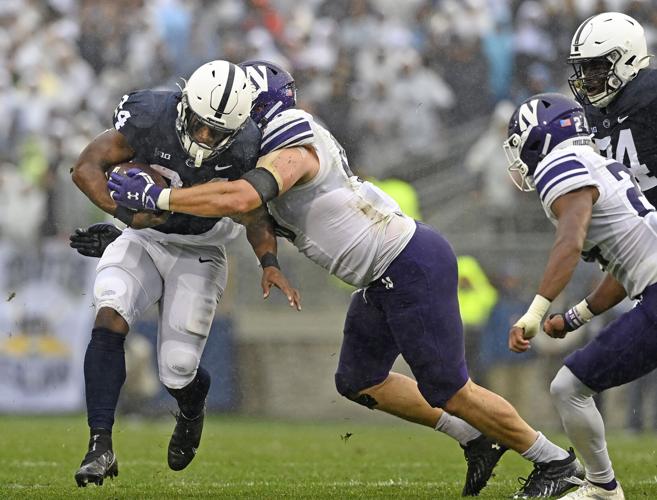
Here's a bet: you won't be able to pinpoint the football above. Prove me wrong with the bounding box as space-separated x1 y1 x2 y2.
108 162 169 188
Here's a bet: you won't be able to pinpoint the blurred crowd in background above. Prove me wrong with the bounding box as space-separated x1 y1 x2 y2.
1 0 656 243
1 0 657 428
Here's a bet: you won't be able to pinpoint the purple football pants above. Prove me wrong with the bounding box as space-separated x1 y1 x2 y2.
335 222 469 408
565 282 657 392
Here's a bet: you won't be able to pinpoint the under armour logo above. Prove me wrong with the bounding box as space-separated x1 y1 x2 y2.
381 276 394 289
127 192 139 200
491 443 501 450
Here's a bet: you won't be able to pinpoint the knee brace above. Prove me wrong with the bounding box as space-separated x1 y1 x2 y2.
160 341 200 388
335 373 379 409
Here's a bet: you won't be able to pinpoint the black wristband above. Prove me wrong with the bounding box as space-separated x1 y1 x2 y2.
260 252 280 269
114 205 135 227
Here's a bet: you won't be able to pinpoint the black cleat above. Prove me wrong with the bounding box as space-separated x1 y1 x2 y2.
461 434 508 496
512 448 585 498
168 407 205 471
74 431 118 487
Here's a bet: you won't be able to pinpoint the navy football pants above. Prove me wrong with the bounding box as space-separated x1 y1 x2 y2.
565 282 657 392
335 222 469 408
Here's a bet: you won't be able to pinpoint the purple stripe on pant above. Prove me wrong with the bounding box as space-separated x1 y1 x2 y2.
335 222 469 408
565 282 657 393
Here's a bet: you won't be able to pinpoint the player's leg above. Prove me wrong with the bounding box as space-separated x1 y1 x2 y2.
336 228 504 496
157 243 228 471
381 223 581 497
337 288 479 435
76 234 163 487
551 295 657 499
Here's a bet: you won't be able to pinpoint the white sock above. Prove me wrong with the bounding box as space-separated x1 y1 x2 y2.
435 411 481 446
550 366 615 484
521 431 570 463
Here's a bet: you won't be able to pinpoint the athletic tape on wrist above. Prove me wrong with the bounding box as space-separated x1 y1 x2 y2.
157 188 171 211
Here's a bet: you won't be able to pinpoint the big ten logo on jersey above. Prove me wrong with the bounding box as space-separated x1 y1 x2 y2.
114 94 131 130
244 65 268 98
150 164 183 188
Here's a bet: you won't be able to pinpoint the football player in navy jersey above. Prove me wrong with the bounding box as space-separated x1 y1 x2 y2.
568 12 657 206
502 92 657 499
71 60 300 487
110 63 587 499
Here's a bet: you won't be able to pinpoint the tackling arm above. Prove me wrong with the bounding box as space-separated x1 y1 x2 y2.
162 147 320 216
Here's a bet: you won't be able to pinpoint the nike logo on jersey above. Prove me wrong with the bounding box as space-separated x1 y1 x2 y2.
198 257 213 263
617 115 629 123
214 164 233 171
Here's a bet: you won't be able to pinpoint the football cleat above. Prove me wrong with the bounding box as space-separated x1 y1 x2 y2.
74 432 118 487
513 448 585 498
168 406 205 471
461 434 508 496
558 480 625 499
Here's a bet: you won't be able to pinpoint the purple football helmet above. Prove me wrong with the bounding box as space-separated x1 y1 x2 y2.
503 93 592 191
238 60 296 127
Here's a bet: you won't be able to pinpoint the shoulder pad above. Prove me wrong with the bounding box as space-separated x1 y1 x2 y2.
534 149 594 205
260 109 314 155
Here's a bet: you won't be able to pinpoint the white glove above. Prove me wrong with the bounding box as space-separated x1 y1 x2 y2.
514 295 551 339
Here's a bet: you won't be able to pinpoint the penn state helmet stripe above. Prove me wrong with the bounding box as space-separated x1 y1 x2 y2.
571 15 595 52
215 63 235 118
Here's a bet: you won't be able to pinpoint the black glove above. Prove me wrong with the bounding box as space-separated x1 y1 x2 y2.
69 223 122 258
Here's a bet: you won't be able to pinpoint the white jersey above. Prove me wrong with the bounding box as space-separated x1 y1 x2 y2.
535 144 657 298
260 109 416 287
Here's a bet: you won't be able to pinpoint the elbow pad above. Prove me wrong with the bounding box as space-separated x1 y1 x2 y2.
241 168 280 204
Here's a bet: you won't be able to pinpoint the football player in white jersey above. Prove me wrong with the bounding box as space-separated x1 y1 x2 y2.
71 60 299 487
504 92 657 499
110 65 588 498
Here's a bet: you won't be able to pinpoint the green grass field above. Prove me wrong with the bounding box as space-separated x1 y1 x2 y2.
1 415 656 499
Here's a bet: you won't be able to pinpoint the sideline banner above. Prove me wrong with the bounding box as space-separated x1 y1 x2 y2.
0 241 95 413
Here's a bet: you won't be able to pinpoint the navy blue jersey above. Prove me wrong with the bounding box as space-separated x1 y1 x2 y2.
584 68 657 205
112 90 261 235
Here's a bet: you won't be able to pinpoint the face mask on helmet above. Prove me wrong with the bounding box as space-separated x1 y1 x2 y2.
568 12 650 108
503 93 593 191
239 60 297 128
176 60 252 167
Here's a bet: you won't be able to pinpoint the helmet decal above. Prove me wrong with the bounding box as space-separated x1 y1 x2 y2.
518 99 539 133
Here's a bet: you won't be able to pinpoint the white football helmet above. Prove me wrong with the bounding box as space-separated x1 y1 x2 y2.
176 60 252 167
568 12 650 108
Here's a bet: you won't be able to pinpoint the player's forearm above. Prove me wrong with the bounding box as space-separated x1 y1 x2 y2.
241 208 279 261
585 273 627 314
537 237 582 300
166 180 262 217
72 160 119 214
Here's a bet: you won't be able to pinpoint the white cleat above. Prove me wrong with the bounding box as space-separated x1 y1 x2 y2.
558 480 624 499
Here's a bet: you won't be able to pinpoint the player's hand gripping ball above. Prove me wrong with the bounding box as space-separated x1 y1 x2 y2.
107 162 169 214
